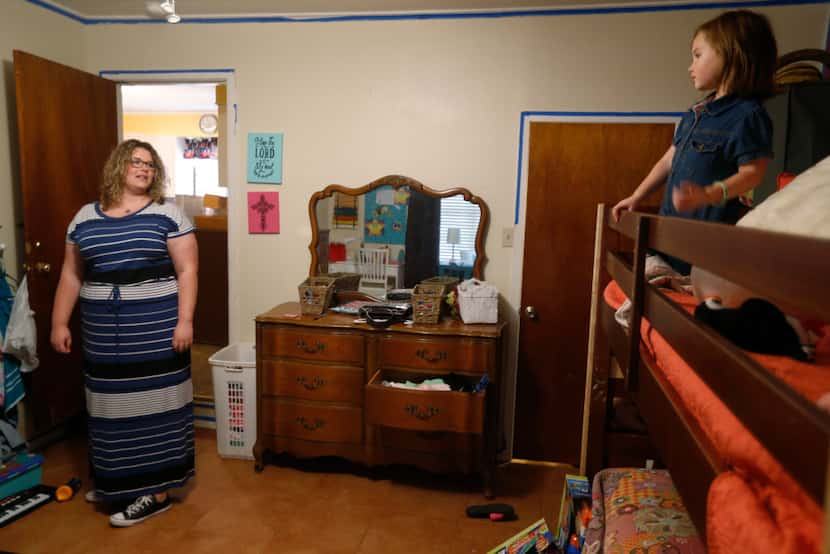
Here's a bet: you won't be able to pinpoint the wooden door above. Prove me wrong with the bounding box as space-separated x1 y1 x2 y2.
14 50 118 437
513 122 673 464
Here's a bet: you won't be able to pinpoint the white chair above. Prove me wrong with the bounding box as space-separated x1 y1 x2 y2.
358 247 389 297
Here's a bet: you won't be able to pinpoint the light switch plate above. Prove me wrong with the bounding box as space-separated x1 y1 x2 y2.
501 227 514 248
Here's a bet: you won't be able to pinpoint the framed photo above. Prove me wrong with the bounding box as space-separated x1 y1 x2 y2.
247 133 283 184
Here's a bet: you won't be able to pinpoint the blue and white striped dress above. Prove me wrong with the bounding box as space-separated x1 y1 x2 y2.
67 200 195 500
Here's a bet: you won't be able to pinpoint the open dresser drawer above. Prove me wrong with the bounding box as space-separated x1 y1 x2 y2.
365 370 485 434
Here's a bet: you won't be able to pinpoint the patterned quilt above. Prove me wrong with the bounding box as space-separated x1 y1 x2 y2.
583 468 704 553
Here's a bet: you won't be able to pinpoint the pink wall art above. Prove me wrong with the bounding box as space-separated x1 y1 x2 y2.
248 191 280 234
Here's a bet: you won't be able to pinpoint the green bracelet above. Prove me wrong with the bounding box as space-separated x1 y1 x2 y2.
713 180 728 206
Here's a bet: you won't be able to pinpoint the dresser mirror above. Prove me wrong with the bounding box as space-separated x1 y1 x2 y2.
308 175 489 288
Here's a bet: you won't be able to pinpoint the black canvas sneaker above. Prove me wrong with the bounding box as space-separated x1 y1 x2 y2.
109 494 171 527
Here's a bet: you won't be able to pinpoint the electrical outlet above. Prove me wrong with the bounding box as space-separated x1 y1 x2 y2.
501 227 514 248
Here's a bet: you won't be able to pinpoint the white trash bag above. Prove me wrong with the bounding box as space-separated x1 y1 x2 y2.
3 276 39 372
457 278 499 324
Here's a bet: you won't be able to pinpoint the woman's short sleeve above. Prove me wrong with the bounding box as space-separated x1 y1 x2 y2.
66 203 97 244
726 106 773 167
164 203 194 239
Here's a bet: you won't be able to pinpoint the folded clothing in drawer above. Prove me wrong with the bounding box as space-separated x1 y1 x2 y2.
584 468 704 554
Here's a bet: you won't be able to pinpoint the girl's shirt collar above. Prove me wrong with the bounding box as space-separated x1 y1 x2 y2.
691 92 740 116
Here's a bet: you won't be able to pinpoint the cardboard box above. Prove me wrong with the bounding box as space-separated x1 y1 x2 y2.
556 474 591 552
0 452 43 500
488 518 554 554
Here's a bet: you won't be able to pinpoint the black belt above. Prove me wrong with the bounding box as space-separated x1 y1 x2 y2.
87 263 176 285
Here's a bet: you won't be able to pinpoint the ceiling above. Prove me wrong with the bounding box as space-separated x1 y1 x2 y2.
49 0 720 19
121 83 219 113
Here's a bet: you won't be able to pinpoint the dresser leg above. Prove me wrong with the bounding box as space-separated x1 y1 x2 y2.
254 443 266 472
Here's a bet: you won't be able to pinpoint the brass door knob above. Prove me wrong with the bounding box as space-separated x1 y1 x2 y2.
34 262 51 274
525 305 537 320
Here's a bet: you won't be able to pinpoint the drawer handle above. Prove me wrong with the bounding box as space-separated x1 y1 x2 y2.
415 349 447 363
296 416 325 431
404 404 440 420
296 376 327 390
296 339 326 354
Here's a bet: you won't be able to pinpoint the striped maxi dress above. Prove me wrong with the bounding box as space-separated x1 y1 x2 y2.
67 200 195 500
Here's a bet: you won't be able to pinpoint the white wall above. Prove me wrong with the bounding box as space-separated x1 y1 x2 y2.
76 6 828 344
1 1 826 459
0 1 84 277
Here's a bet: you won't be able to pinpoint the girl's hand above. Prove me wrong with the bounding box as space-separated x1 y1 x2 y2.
51 325 72 353
611 195 639 222
672 181 708 213
172 321 193 352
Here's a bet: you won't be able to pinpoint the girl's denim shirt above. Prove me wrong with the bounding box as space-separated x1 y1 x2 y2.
660 93 773 224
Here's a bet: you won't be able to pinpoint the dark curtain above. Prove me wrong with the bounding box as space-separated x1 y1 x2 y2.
403 191 440 288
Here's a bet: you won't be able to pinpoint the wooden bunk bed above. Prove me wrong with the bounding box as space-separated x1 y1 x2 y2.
583 204 830 552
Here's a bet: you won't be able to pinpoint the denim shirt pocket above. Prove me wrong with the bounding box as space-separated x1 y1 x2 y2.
683 129 730 184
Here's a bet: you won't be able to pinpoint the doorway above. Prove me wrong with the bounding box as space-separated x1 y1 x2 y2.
507 114 678 465
119 81 233 424
13 53 237 438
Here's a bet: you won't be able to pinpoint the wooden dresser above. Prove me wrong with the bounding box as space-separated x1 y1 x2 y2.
254 302 506 496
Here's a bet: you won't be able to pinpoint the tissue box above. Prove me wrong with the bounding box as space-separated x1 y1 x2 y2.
457 279 498 324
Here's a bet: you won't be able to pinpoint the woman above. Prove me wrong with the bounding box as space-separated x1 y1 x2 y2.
51 139 198 527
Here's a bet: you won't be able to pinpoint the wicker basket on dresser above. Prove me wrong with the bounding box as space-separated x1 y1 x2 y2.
254 301 506 497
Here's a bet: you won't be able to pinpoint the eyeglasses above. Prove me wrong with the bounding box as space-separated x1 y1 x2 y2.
129 157 157 170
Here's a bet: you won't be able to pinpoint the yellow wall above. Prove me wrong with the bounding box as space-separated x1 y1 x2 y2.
123 113 216 138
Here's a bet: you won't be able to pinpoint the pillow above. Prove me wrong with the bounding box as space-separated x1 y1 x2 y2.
737 155 830 239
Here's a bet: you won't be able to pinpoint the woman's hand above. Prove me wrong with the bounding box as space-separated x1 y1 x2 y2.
172 321 193 352
611 195 639 222
51 325 72 353
672 181 710 213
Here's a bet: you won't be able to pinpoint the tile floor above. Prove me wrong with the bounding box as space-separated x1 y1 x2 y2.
2 428 571 553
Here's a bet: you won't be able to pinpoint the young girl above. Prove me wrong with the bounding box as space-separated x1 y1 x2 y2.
612 10 778 256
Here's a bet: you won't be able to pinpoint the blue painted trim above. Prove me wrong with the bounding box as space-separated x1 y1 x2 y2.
99 68 234 77
28 0 829 26
514 110 684 224
26 0 85 23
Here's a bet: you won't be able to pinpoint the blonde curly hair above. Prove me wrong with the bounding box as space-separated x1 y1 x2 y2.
99 139 167 209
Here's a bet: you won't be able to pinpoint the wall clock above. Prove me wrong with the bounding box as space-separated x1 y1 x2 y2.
199 113 218 134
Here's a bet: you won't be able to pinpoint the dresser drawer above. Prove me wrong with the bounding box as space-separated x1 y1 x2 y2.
377 335 493 373
365 370 485 434
260 327 364 364
261 360 363 404
261 398 363 444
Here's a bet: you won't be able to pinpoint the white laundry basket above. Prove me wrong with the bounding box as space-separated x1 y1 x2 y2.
209 343 256 459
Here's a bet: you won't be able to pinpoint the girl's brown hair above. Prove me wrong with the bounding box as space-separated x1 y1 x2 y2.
695 10 778 99
99 139 167 209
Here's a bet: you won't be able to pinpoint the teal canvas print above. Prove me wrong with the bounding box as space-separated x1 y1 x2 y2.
247 133 283 184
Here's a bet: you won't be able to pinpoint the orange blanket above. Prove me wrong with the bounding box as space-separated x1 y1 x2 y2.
604 281 828 553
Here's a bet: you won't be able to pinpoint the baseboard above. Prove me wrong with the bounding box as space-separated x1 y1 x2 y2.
193 396 216 429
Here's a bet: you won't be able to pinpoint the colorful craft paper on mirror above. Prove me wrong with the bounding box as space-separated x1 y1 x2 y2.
248 191 280 234
333 192 358 229
247 133 283 184
363 186 409 245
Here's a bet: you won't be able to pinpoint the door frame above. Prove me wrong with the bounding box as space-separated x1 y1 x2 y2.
99 68 240 344
503 111 681 465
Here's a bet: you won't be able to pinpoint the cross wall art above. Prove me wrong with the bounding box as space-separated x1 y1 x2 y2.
248 191 280 234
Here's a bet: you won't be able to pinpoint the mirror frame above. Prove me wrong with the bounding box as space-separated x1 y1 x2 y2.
308 174 489 280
